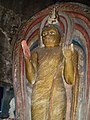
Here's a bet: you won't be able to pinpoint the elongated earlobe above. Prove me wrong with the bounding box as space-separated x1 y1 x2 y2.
71 43 74 52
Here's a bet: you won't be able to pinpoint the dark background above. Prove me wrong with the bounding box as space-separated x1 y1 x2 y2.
0 0 90 20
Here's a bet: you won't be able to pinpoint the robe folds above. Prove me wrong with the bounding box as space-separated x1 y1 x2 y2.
31 47 67 120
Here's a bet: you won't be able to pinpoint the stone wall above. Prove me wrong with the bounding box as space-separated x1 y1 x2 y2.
0 5 21 85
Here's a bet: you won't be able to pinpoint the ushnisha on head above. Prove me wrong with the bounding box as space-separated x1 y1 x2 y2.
40 8 62 48
41 24 61 48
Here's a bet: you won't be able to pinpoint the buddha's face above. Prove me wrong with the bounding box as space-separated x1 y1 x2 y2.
42 26 61 47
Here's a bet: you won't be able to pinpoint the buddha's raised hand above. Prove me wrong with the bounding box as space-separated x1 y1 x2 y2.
62 44 74 59
21 40 30 60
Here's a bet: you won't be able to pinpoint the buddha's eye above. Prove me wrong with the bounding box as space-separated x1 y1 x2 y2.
49 31 56 35
42 32 48 36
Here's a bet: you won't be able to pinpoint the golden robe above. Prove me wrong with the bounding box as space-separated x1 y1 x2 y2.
31 47 67 120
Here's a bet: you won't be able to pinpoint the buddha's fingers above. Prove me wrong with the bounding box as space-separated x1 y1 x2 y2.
21 40 31 60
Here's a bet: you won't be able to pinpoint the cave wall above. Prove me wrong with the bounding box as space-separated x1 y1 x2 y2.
0 30 12 84
0 5 21 85
0 0 54 20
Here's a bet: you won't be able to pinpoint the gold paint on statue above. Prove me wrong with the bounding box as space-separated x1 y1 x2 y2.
21 24 79 120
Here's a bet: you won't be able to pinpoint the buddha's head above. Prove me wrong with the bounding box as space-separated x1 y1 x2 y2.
41 24 61 48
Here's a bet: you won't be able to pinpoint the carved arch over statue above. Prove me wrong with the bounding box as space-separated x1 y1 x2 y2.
13 2 90 120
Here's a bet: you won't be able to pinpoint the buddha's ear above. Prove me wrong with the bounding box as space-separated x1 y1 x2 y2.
71 43 74 52
60 33 65 46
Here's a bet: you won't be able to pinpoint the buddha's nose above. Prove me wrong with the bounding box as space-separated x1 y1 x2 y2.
45 35 50 39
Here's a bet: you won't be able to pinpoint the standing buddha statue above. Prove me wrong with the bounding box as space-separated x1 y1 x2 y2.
21 8 79 120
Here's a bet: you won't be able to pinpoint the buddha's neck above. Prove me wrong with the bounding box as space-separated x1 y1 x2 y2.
45 44 59 48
